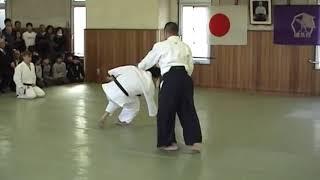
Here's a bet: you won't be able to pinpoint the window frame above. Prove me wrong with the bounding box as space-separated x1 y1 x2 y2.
179 2 213 65
71 0 86 57
0 0 6 29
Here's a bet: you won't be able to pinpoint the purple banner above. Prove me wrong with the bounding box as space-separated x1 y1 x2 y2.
274 5 320 45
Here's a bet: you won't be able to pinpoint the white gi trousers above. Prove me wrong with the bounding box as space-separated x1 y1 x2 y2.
17 85 46 99
102 83 140 123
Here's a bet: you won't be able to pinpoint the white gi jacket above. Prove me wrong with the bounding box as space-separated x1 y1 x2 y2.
14 61 36 88
102 65 157 117
138 36 194 76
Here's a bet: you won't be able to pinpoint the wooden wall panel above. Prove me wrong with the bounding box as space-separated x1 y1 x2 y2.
85 30 320 95
85 29 157 82
192 31 320 95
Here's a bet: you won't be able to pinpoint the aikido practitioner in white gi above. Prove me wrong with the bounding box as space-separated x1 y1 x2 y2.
138 22 202 152
13 51 46 99
98 65 161 128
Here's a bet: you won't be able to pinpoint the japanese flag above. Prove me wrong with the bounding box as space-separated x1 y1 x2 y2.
208 5 248 45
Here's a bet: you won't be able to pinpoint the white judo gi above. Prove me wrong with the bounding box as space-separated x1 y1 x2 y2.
13 61 46 99
102 65 157 123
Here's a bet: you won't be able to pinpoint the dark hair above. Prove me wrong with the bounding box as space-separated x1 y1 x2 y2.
56 27 64 34
21 51 32 57
147 66 161 78
46 25 54 33
65 52 73 58
26 22 33 27
164 22 179 35
15 21 21 26
28 46 35 52
4 18 12 24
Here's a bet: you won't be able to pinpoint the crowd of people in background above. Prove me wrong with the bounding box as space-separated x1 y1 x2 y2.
0 18 85 94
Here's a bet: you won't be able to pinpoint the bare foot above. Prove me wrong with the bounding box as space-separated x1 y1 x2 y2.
159 144 179 151
98 119 106 129
115 121 130 127
187 143 201 153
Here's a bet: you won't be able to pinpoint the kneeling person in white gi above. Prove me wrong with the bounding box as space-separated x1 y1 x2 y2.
13 51 46 99
98 65 160 128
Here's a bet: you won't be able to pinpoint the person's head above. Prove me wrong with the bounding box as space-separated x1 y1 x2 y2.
5 26 12 34
35 58 42 65
56 27 64 36
4 18 12 27
164 22 179 39
16 31 22 39
21 51 32 64
66 53 74 61
26 22 33 32
15 21 21 29
0 38 6 49
13 49 21 58
39 24 46 32
32 54 40 63
56 56 63 63
46 25 54 34
28 46 35 53
43 58 50 65
147 66 161 79
258 1 263 6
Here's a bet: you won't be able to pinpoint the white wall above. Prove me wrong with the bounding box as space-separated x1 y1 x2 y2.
87 0 159 29
9 0 70 27
159 0 170 29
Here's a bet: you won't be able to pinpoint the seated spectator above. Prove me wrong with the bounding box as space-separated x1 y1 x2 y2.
22 22 37 50
53 27 66 56
42 58 53 86
35 58 45 88
13 49 22 66
0 38 15 93
13 51 45 99
66 53 85 83
52 56 68 85
13 31 26 52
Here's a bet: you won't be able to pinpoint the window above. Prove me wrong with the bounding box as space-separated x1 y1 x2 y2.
180 6 211 64
72 0 86 57
0 0 5 29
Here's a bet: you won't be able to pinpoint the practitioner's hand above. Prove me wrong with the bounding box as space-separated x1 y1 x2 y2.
105 76 113 83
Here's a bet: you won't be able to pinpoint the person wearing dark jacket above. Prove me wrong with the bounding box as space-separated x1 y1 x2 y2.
53 27 66 56
13 31 26 52
0 38 15 93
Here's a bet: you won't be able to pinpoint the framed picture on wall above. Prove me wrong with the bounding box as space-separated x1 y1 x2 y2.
250 0 272 25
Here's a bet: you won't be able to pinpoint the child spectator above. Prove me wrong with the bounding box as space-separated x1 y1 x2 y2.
35 58 45 88
52 56 67 85
42 58 53 86
66 53 85 82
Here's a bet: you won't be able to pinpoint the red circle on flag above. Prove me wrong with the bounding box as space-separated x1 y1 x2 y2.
209 13 230 37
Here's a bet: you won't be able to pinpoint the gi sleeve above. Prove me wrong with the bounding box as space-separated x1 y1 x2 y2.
138 43 162 70
13 65 23 88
